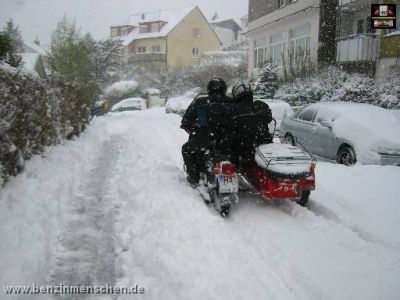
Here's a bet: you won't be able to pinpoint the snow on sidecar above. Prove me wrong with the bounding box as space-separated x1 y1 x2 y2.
243 143 316 206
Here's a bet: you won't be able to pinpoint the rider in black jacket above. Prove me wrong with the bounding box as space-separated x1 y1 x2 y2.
181 78 231 185
230 82 273 164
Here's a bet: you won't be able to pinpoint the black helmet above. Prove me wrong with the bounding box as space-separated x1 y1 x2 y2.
207 78 227 95
232 81 253 102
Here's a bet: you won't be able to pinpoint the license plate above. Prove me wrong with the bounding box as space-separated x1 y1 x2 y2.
218 175 238 193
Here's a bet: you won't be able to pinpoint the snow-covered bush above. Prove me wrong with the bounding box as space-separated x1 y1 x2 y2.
103 80 140 104
254 64 279 98
276 67 400 109
0 63 90 185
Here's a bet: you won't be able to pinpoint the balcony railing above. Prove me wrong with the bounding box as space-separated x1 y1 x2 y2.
128 53 167 64
336 34 380 62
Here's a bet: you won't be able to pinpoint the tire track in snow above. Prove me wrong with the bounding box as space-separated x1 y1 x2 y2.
111 113 297 300
306 198 399 253
50 135 122 298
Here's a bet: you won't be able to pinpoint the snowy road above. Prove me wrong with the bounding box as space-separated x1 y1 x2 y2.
1 108 400 300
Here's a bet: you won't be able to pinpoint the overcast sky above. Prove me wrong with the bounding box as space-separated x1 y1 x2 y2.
0 0 248 46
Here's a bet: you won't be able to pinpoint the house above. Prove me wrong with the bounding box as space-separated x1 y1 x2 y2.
247 0 399 78
210 18 242 47
19 41 47 78
239 15 249 42
376 30 400 77
336 0 381 76
111 6 222 71
337 0 399 77
246 0 337 76
110 25 135 38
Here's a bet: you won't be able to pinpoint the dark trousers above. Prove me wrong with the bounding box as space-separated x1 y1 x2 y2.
182 134 211 182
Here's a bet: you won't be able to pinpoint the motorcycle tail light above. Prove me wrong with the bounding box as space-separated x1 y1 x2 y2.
222 163 236 176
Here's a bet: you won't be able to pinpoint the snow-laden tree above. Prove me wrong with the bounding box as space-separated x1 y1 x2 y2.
4 19 23 53
0 23 22 68
253 63 279 99
83 33 123 85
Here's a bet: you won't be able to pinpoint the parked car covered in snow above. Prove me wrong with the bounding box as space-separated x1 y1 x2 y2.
111 97 147 112
255 98 291 130
279 102 400 166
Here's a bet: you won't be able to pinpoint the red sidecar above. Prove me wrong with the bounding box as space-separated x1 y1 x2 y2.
242 143 316 206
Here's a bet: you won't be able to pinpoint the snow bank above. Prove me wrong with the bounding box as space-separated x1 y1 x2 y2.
311 162 400 250
0 117 111 299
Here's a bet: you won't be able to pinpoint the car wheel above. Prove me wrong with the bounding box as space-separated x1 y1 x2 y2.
337 145 356 166
284 133 296 146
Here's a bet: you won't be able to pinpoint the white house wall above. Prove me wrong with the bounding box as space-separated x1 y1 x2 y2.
247 5 320 77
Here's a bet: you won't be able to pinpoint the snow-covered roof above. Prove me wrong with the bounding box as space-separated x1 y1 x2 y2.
383 30 400 38
121 6 196 46
210 18 242 30
23 41 47 56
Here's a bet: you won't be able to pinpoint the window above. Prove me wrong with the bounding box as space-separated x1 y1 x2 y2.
139 25 148 34
151 45 161 53
192 47 200 57
192 28 200 37
253 38 267 69
151 23 159 32
299 107 317 122
270 31 286 67
357 19 364 34
290 23 311 66
137 46 146 53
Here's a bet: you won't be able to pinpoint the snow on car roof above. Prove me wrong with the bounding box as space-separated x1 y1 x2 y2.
311 102 400 161
314 102 399 125
111 97 147 111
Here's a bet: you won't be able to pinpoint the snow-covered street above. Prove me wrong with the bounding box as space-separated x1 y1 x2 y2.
1 108 400 299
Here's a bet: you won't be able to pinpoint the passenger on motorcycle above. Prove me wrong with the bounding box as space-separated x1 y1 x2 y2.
181 78 232 185
230 82 273 168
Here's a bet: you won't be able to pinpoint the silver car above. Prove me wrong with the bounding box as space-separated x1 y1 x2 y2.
279 102 400 166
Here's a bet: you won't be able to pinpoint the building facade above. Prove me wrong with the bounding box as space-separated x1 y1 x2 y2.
337 0 400 77
247 0 399 78
246 0 336 76
111 6 222 72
